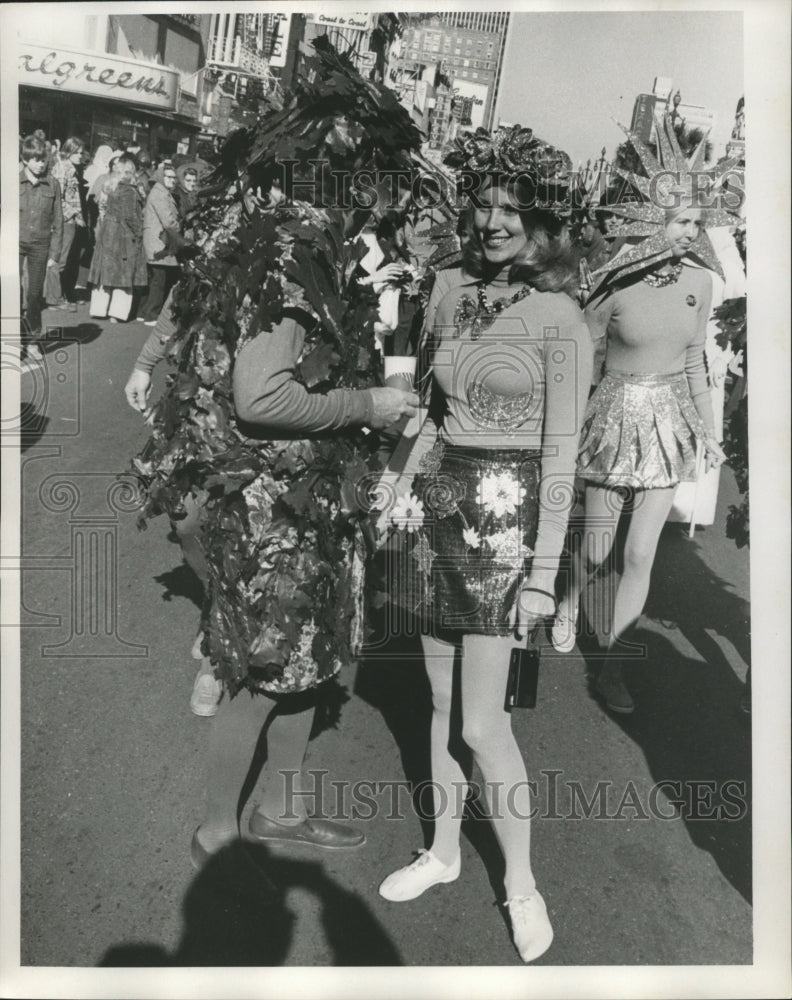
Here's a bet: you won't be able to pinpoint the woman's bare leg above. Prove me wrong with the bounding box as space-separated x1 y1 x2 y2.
460 634 535 899
420 632 467 865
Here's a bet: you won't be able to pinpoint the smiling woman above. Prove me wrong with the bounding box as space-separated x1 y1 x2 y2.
376 125 593 963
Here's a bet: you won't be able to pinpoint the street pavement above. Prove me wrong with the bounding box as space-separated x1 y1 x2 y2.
15 301 752 968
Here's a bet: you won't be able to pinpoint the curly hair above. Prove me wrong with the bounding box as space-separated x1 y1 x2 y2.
460 179 578 295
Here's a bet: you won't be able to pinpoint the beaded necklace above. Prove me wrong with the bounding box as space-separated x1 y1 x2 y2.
454 282 533 340
641 261 683 287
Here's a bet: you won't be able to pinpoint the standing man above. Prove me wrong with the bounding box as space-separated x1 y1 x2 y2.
19 134 63 365
140 162 180 326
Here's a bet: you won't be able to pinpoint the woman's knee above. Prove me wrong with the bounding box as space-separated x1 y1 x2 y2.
428 671 454 717
622 536 659 575
461 715 511 758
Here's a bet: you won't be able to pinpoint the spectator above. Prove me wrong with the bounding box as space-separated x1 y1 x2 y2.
19 134 63 365
173 164 199 222
140 162 181 325
135 149 155 196
88 152 122 232
88 154 147 322
48 136 86 311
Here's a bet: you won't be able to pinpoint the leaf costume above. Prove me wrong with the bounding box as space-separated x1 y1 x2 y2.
132 40 425 695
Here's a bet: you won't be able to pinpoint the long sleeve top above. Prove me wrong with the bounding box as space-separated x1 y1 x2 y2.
410 267 593 580
136 305 377 432
134 287 177 373
233 314 375 435
584 263 715 431
19 167 63 258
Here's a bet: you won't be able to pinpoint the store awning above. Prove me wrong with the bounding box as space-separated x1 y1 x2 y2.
19 41 179 112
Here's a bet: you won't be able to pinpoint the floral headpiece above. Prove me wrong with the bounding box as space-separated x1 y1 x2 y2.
444 125 576 218
592 114 744 286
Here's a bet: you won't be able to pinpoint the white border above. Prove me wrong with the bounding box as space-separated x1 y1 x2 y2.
1 2 790 998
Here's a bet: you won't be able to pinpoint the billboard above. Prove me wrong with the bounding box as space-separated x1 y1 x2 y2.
452 78 489 130
267 13 291 69
304 12 372 32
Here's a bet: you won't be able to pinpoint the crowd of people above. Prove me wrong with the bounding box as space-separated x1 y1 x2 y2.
18 129 205 364
19 51 747 964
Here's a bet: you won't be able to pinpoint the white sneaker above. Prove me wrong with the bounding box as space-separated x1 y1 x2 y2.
378 849 460 902
191 631 204 659
550 601 578 653
506 890 554 963
190 670 223 717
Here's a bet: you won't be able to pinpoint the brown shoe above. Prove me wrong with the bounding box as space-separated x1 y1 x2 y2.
248 813 365 849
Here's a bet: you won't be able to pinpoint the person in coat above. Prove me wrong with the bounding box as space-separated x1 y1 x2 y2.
88 154 147 322
140 162 181 324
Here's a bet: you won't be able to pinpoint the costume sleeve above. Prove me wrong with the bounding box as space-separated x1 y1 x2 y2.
48 178 64 261
583 288 615 386
234 315 374 433
134 288 177 373
685 275 715 434
530 308 594 582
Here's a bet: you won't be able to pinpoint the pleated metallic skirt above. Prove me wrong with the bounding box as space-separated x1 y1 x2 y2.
576 370 707 490
394 439 540 637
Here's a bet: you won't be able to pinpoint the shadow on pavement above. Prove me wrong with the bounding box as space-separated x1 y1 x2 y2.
41 320 104 346
98 840 401 967
153 561 204 608
577 524 752 904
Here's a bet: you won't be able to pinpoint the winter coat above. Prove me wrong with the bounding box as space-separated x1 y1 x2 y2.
88 180 147 288
143 180 180 266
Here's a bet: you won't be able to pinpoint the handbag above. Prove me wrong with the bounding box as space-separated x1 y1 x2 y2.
505 626 541 710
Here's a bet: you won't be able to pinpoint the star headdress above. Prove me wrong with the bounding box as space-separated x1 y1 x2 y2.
592 114 744 287
444 124 578 218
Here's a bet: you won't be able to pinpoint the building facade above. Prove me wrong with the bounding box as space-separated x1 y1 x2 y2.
630 76 717 146
398 11 510 149
18 12 212 157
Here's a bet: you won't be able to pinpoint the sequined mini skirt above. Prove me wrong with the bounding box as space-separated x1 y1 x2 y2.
576 370 708 490
393 437 540 637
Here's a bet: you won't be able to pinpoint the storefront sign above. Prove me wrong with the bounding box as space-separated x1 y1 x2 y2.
268 13 292 69
18 41 178 111
304 12 371 32
452 79 489 130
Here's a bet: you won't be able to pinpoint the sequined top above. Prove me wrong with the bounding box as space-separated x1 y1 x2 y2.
420 267 593 577
584 263 715 431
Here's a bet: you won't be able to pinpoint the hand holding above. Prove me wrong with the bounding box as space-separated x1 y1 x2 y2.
365 263 406 285
704 437 727 474
509 582 556 640
366 387 419 429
